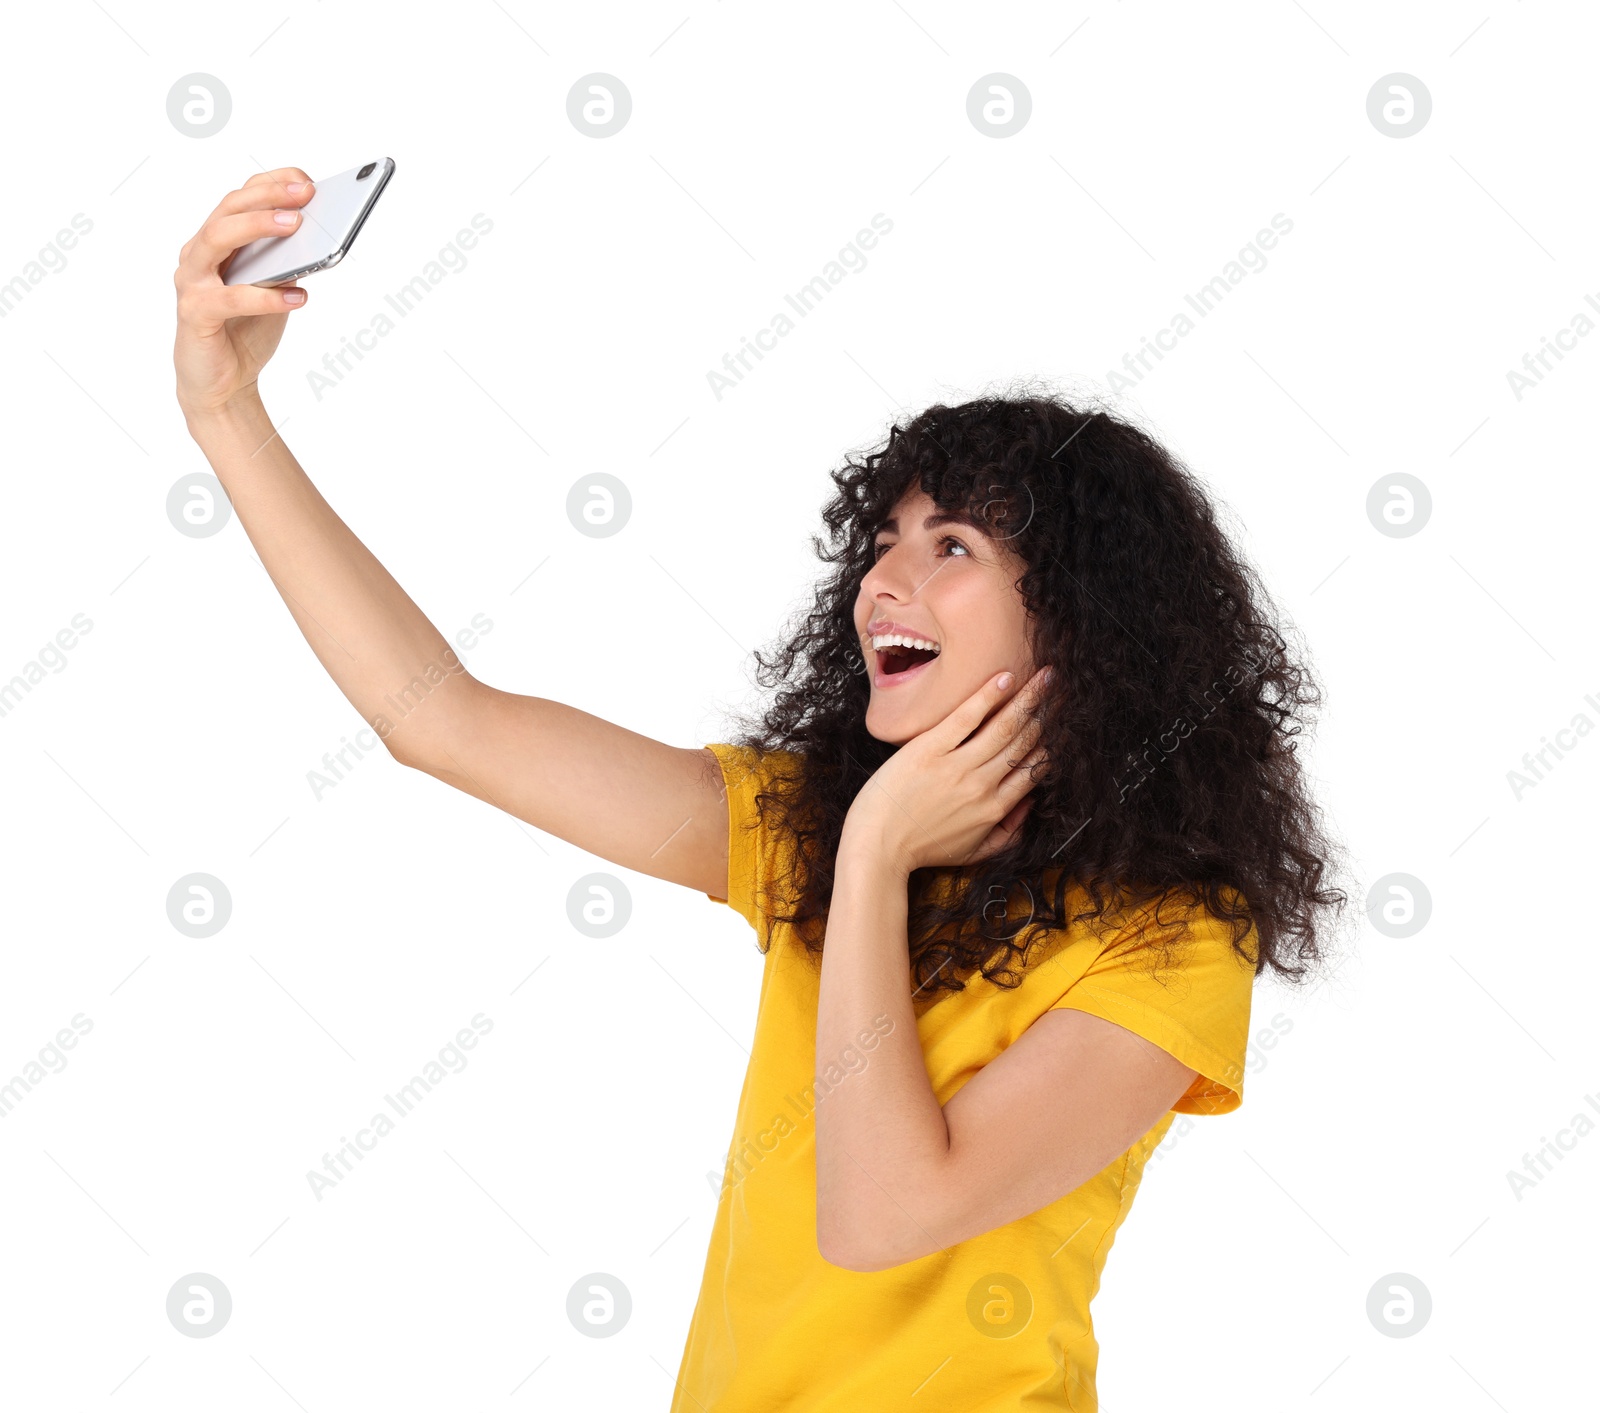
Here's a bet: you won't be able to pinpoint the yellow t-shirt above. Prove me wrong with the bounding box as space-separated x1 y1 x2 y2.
670 743 1257 1412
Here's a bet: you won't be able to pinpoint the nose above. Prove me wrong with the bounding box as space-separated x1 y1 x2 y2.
861 543 917 608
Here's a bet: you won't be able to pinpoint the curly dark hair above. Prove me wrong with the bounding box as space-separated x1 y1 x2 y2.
721 385 1351 1002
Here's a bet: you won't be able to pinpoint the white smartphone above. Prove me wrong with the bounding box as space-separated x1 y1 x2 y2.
222 158 396 287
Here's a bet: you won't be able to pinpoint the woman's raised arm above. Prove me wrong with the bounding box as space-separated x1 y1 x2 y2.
174 167 730 898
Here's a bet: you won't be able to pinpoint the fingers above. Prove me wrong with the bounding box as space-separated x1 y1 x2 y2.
187 208 306 282
999 792 1037 833
178 173 317 285
217 173 315 221
998 715 1044 770
934 672 1017 752
994 741 1046 800
969 792 1035 863
177 280 307 336
244 166 314 189
223 169 314 226
966 741 1046 866
969 666 1054 769
936 663 1051 755
971 711 1044 777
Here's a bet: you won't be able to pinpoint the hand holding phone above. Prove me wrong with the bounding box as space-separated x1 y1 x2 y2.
222 158 396 288
174 166 322 420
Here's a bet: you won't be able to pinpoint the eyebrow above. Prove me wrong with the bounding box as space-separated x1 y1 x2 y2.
872 510 985 537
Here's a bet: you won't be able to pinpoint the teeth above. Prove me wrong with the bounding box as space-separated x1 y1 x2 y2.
871 633 940 653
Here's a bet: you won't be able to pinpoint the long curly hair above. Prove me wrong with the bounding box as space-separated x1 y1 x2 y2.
721 386 1351 1002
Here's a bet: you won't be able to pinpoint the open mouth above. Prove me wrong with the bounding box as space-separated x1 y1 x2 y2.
876 643 940 677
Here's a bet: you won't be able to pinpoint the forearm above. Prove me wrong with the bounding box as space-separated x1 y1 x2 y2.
184 396 474 763
813 836 952 1270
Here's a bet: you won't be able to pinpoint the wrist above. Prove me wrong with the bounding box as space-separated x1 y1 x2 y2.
838 819 913 886
182 392 271 442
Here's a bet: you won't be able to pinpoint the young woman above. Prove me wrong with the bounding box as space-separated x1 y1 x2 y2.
175 168 1348 1411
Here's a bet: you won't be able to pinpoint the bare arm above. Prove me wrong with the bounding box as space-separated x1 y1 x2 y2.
813 665 1196 1270
814 846 1196 1273
175 167 729 898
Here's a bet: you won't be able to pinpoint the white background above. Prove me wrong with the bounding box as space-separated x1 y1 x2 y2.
1 1 1594 1408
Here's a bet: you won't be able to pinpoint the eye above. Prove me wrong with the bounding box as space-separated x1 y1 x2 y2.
938 535 971 557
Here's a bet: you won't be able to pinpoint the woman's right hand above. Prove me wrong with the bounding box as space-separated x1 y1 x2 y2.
173 166 318 422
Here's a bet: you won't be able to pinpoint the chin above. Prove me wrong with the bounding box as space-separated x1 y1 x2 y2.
864 705 928 746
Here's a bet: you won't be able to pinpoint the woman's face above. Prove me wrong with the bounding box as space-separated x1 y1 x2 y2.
853 485 1038 745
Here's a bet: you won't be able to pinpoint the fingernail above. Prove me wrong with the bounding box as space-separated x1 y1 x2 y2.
283 289 306 305
1041 667 1055 684
286 181 310 194
997 672 1014 691
274 209 299 226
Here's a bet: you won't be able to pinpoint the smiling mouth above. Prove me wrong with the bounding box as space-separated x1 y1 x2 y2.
870 636 940 681
876 644 940 676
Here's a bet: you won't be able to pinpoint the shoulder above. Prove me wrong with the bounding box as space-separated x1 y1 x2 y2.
700 744 809 926
1094 882 1260 972
701 743 807 816
1043 881 1259 1114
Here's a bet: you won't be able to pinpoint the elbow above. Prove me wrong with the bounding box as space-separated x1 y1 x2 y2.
384 733 432 773
381 678 486 776
816 1159 958 1271
816 1204 871 1271
383 723 458 776
817 1232 883 1273
816 1207 923 1273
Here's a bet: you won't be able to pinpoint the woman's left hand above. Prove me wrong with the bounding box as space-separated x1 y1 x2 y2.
844 666 1052 877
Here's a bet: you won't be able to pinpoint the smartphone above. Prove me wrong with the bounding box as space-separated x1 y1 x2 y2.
222 158 396 287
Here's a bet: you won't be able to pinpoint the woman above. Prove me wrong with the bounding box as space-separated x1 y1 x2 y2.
175 168 1348 1410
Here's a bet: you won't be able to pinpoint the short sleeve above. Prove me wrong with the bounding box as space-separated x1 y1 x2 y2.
1048 908 1257 1115
700 743 800 932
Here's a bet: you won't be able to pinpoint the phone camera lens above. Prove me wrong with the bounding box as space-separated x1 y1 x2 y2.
357 162 376 180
